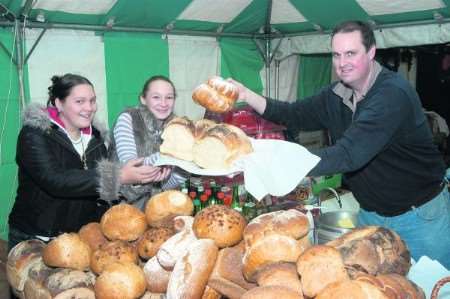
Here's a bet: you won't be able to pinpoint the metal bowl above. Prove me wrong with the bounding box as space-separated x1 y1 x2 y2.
316 210 358 244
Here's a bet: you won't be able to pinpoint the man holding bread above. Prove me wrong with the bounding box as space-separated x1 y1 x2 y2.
230 20 450 268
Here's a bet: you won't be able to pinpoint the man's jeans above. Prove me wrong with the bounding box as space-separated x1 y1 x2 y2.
358 187 450 269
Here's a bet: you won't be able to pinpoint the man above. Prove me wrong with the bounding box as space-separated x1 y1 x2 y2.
232 20 450 268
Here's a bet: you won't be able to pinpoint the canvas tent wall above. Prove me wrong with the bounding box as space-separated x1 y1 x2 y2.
1 0 450 240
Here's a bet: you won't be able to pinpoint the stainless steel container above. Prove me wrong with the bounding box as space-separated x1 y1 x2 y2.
316 210 358 244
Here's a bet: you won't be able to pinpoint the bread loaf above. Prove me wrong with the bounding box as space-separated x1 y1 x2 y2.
145 190 193 228
23 262 96 299
208 245 256 299
100 203 147 241
192 76 238 113
42 233 91 270
137 227 175 259
6 239 46 298
241 286 303 299
160 117 196 161
78 222 108 251
143 256 171 293
202 286 221 299
94 262 146 299
296 245 349 298
255 262 302 293
166 239 218 299
193 204 246 248
355 273 425 299
327 226 411 278
90 240 138 274
193 124 253 169
140 292 166 299
316 280 389 299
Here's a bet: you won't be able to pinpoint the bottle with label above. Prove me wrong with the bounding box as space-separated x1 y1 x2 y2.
189 191 201 215
243 192 257 221
231 184 242 213
216 191 225 205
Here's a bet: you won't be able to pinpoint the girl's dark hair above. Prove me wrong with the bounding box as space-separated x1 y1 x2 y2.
140 75 176 99
331 20 376 52
47 73 93 107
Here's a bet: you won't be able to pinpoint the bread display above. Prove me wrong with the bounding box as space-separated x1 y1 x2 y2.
193 204 247 248
255 262 302 293
166 239 218 299
100 203 147 241
6 239 46 298
192 76 239 113
327 226 411 278
94 261 146 299
78 222 108 251
145 190 193 228
143 256 172 293
24 266 96 299
42 233 91 270
208 244 257 299
160 116 253 169
137 227 175 259
90 240 138 274
241 285 303 299
296 245 349 298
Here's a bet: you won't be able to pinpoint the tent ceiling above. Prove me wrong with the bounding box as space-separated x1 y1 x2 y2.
0 0 449 39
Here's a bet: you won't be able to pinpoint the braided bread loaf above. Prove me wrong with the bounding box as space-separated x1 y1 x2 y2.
192 76 239 113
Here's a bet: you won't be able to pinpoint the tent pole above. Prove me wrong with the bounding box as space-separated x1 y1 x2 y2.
265 38 271 98
15 20 26 109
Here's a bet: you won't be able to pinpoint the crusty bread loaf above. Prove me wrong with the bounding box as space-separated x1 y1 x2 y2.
94 262 146 299
255 262 302 293
355 273 425 299
78 222 108 251
160 117 196 161
143 256 171 293
42 233 91 270
192 76 238 113
244 209 309 250
145 190 193 228
194 119 217 139
327 226 411 278
166 239 219 299
6 239 46 297
201 285 222 299
100 203 147 241
241 285 303 299
137 227 175 259
193 124 253 169
90 240 138 274
296 245 349 298
243 234 309 282
208 245 257 299
193 204 246 248
23 261 96 299
156 216 197 270
316 279 389 299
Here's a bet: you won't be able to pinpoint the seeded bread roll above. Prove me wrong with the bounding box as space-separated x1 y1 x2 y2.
100 203 147 241
78 222 108 251
42 233 91 271
137 227 175 259
193 204 246 248
296 245 349 298
94 262 146 299
192 76 238 113
90 240 138 275
160 117 196 161
145 190 193 228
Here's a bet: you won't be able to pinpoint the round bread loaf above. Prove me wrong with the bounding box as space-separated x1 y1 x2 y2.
100 203 147 241
241 285 303 299
90 240 138 274
145 190 194 228
192 76 238 113
137 226 175 259
42 233 91 270
244 209 309 250
193 204 246 248
94 262 146 299
255 262 302 293
78 222 108 251
316 280 389 299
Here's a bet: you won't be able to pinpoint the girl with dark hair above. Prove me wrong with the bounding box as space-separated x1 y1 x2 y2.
109 75 187 210
8 73 157 249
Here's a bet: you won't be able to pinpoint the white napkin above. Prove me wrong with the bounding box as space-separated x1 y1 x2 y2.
408 256 450 298
238 139 321 201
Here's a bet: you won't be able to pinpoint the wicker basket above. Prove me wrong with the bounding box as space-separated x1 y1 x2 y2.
431 276 450 299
